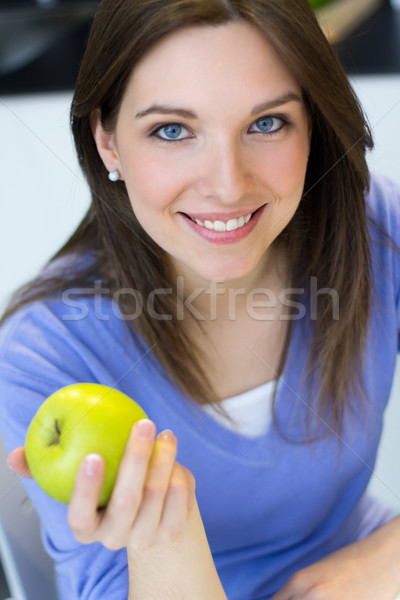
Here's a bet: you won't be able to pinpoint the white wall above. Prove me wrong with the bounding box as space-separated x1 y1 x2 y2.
1 75 400 511
0 92 90 313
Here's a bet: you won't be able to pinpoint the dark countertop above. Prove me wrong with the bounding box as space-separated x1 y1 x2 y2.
0 1 97 95
0 0 399 96
0 20 90 95
335 0 400 75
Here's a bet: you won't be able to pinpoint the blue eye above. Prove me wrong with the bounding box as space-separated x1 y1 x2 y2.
162 124 183 139
249 116 285 135
153 123 192 141
256 117 274 131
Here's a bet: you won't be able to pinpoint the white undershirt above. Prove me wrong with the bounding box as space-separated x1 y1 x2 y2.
202 379 281 438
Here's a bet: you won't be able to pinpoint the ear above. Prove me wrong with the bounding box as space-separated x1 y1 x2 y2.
90 108 123 180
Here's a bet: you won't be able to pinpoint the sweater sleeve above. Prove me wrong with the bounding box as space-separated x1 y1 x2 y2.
0 302 130 600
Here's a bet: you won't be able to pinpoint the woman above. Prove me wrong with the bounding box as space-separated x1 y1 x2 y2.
2 0 400 598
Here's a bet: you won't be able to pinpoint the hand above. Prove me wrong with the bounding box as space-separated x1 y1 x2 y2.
69 419 196 551
271 519 400 600
9 420 196 552
9 427 228 600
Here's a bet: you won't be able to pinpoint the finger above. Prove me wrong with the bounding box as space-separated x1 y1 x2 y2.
7 447 33 478
128 429 177 551
271 585 299 600
157 462 191 545
271 571 310 600
271 582 296 599
98 419 156 549
67 454 104 544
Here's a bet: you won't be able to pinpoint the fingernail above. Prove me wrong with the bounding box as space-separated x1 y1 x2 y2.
84 454 102 477
136 419 154 439
159 429 175 442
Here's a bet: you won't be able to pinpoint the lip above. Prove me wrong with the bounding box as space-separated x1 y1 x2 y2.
179 204 267 245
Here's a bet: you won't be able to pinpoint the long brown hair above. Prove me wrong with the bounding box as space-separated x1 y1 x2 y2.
1 0 395 435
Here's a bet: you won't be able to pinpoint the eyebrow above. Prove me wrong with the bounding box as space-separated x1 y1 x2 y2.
135 105 197 119
250 92 303 115
135 92 303 120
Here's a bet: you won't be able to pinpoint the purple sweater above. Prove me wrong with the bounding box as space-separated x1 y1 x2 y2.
0 173 399 599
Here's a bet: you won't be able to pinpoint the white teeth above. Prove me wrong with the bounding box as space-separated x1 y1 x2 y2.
226 219 237 232
190 212 253 232
214 221 227 232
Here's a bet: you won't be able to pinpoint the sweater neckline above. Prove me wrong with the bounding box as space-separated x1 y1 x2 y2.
142 315 308 466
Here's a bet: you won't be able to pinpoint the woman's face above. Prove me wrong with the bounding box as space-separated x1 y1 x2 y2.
95 21 311 286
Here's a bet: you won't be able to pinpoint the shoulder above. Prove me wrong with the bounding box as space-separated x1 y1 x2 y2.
0 299 110 437
0 288 151 410
365 172 400 241
0 294 159 452
0 293 152 384
363 174 400 329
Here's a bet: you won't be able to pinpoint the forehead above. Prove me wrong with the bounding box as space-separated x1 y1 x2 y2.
122 21 301 109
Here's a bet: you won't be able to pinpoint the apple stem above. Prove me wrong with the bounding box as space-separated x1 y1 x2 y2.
55 419 61 438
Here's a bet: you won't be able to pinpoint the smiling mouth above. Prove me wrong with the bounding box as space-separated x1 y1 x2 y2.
182 205 265 232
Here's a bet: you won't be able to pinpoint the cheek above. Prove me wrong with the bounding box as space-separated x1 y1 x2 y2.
122 149 186 213
274 143 308 191
253 132 309 194
255 138 308 233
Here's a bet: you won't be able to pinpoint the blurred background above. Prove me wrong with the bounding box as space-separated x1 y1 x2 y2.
0 0 400 598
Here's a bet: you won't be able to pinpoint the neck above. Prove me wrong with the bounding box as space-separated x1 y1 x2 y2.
172 243 288 323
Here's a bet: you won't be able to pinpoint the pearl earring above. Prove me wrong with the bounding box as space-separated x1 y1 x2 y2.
108 170 119 182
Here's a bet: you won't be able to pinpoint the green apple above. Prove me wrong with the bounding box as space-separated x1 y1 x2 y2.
25 383 148 507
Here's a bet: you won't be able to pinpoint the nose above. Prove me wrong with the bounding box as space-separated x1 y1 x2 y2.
199 138 253 204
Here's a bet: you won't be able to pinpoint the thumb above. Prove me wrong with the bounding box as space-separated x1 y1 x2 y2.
8 446 33 478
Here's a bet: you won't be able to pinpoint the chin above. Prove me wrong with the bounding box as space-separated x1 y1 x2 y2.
171 251 265 288
194 262 257 286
